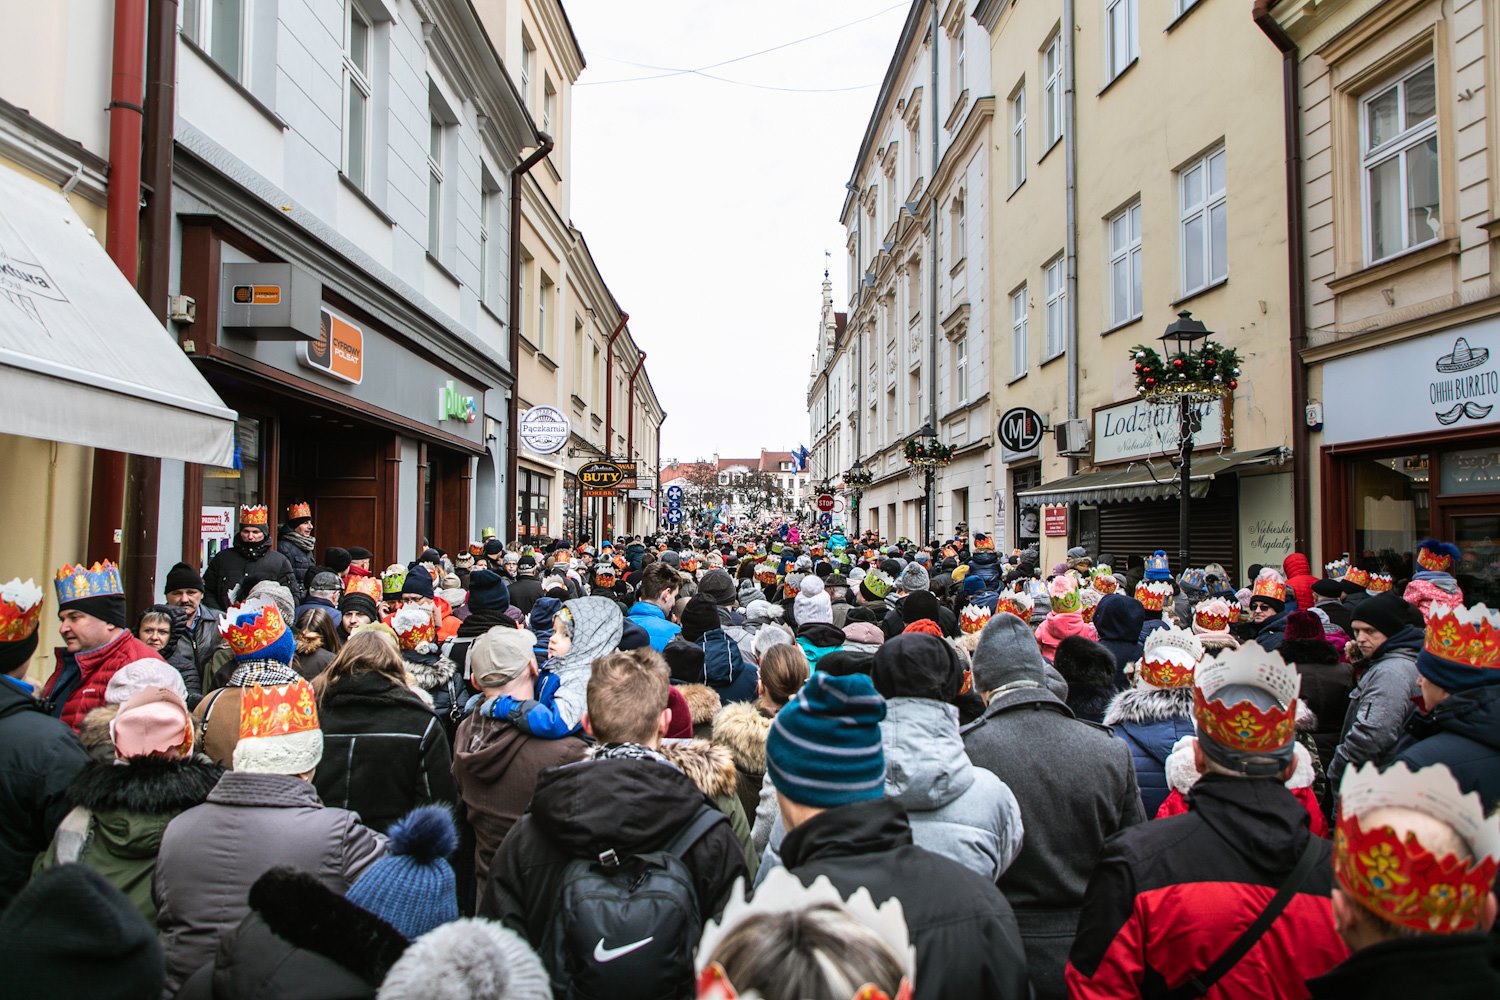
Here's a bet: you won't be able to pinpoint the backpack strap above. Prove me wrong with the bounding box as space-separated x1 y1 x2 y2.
662 804 729 860
1169 834 1323 998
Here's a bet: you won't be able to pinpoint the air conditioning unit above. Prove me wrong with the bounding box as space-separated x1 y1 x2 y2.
1055 419 1090 456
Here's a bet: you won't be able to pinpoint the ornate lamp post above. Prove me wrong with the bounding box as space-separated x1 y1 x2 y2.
905 422 952 544
1130 311 1241 570
843 459 874 535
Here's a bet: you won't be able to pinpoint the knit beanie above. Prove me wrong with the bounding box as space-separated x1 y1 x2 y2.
466 569 509 613
347 806 460 940
1351 592 1420 638
401 566 435 600
0 863 164 999
678 594 720 643
376 919 552 1000
108 686 194 760
349 546 375 562
104 659 187 704
1283 611 1325 644
871 632 964 702
665 685 696 739
767 672 886 808
896 562 930 593
698 569 738 607
618 620 652 651
962 575 986 595
324 547 353 576
338 592 379 624
246 581 296 627
482 538 505 558
900 590 942 628
162 562 204 595
970 612 1048 694
793 576 833 626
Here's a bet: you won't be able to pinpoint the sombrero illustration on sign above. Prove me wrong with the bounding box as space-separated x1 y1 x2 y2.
1436 337 1490 372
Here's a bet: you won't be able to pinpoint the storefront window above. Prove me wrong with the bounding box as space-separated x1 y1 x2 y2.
200 416 264 567
518 469 552 543
1451 514 1500 607
1013 465 1042 550
1439 447 1500 495
1350 453 1429 564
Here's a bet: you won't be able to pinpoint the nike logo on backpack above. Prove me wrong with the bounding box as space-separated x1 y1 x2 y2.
593 936 655 963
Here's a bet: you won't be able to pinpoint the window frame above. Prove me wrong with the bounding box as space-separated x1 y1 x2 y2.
537 271 554 355
1044 255 1066 359
1178 144 1228 296
950 193 966 265
1043 35 1063 151
1010 285 1028 379
1009 80 1026 191
520 29 535 111
182 0 248 82
1105 0 1139 84
342 1 373 190
953 333 969 405
427 107 445 256
1107 199 1143 327
1359 60 1440 266
543 74 557 133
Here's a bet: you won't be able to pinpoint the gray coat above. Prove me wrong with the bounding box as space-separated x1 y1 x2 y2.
963 684 1145 1000
882 697 1024 881
1328 626 1423 785
154 771 385 993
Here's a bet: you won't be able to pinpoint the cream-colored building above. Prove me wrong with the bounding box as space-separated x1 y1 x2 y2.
1266 0 1500 604
476 0 663 543
975 0 1296 579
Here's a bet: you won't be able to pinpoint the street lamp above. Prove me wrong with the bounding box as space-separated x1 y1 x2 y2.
905 422 950 544
843 459 873 535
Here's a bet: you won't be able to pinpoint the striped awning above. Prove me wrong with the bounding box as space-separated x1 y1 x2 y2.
1017 448 1287 506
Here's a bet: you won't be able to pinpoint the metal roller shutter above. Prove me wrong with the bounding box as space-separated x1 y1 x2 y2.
1096 478 1240 582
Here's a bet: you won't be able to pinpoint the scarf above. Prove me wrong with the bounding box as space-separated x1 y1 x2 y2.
593 742 672 766
233 538 270 560
281 530 316 553
227 660 302 688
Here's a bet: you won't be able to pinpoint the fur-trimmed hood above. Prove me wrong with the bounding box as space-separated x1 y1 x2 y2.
1198 633 1240 655
1164 734 1316 795
78 704 120 759
658 739 739 799
401 651 456 690
1104 686 1194 727
295 631 325 657
678 683 721 727
711 701 770 776
67 754 223 816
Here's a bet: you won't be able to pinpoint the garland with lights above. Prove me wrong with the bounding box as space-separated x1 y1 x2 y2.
1130 341 1243 399
904 438 954 467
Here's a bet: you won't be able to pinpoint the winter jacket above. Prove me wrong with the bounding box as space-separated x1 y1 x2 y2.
880 598 960 640
202 540 298 611
660 740 758 879
1156 735 1328 837
1282 553 1318 617
711 701 771 819
794 621 847 669
401 649 466 740
969 550 1002 589
962 684 1146 1000
1403 575 1465 618
1094 595 1147 688
1279 638 1355 771
42 629 164 731
311 672 457 833
0 678 89 907
882 697 1023 881
1329 625 1423 785
293 595 343 631
626 599 682 651
150 603 203 705
1103 687 1196 819
451 702 587 896
781 797 1031 1000
35 754 221 923
1307 933 1500 1000
277 529 317 598
1254 607 1290 652
506 574 544 616
689 628 759 704
175 609 228 697
479 756 748 966
1034 612 1099 662
1392 683 1500 812
155 771 386 993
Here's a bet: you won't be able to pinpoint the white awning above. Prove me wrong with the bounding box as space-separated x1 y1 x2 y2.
1017 449 1288 506
0 167 235 466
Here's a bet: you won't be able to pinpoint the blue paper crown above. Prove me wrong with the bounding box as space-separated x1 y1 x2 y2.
1144 550 1171 581
53 561 124 603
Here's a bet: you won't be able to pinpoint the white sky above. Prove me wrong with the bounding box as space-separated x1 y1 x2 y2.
566 1 910 464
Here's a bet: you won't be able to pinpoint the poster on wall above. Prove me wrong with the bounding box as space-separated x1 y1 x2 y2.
1237 473 1295 575
200 506 234 569
993 489 1006 548
1017 505 1041 550
1044 505 1069 537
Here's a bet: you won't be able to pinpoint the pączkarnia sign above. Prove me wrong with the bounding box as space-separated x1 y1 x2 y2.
1091 397 1226 465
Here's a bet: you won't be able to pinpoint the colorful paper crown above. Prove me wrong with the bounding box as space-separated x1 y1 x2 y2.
345 576 382 602
683 555 700 571
1367 573 1394 594
53 560 123 604
997 591 1034 619
381 565 408 596
239 504 269 527
238 681 319 741
1423 604 1500 673
1344 566 1372 589
1080 586 1102 623
1417 540 1461 574
1251 575 1287 604
960 604 992 634
613 554 628 571
594 563 616 579
973 533 994 551
0 578 44 644
392 607 436 651
862 570 892 599
219 599 289 660
1227 602 1242 623
1179 568 1207 592
1193 644 1301 755
1049 575 1081 614
1091 566 1118 595
1193 598 1233 634
286 500 312 522
1144 550 1171 580
755 562 779 583
1325 557 1349 580
1135 580 1172 612
1336 762 1500 935
1140 628 1203 689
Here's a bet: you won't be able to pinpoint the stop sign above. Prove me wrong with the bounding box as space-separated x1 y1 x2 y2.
816 493 835 513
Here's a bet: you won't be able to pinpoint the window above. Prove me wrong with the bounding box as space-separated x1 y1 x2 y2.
1105 0 1138 83
1045 256 1066 358
1043 35 1063 149
592 343 602 407
182 0 246 81
953 28 966 101
907 119 921 187
543 75 556 133
518 253 531 341
907 259 921 322
1108 200 1143 326
520 30 535 110
479 174 501 307
537 272 553 354
1180 145 1227 294
1175 0 1202 13
1010 286 1028 378
573 320 585 394
1362 62 1439 264
953 334 968 404
950 194 966 263
342 2 372 189
1009 82 1026 190
427 105 445 255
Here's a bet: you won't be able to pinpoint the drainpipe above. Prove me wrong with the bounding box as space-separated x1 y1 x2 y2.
625 350 646 533
602 312 630 455
506 132 553 542
1254 10 1311 559
926 0 940 544
1062 0 1079 447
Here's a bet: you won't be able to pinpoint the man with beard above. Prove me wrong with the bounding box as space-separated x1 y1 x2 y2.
202 505 299 611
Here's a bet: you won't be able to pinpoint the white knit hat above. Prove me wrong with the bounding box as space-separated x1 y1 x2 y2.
231 680 323 775
793 576 833 625
105 659 187 704
377 918 551 1000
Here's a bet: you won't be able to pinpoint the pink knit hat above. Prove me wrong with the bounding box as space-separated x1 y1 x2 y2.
108 686 193 760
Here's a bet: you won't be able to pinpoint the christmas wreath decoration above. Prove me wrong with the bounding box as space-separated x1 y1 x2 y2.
904 438 955 467
1130 341 1242 399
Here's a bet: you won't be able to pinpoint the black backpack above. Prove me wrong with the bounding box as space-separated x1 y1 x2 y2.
540 804 727 1000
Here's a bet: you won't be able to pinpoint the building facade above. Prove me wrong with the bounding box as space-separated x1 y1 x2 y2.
660 453 812 530
1267 0 1500 605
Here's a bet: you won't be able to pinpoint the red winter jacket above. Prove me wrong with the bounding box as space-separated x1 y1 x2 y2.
1156 785 1328 838
1282 554 1317 615
42 629 165 731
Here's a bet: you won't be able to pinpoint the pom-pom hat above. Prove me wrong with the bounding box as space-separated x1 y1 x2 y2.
1336 761 1500 935
1193 644 1301 776
1417 603 1500 694
1143 550 1171 581
220 598 294 664
1416 539 1462 574
346 805 459 940
233 679 322 774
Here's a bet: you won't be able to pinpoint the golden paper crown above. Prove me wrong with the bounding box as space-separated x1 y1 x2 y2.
1417 541 1459 573
219 600 288 659
286 500 312 522
239 504 270 527
1336 762 1500 935
346 576 382 601
1193 598 1233 634
238 681 319 741
1344 566 1371 589
1251 575 1287 604
1135 580 1172 612
1193 644 1301 755
1091 566 1118 595
1423 604 1500 672
960 604 992 634
973 534 995 551
53 560 123 603
996 592 1033 620
1367 573 1394 594
0 578 44 644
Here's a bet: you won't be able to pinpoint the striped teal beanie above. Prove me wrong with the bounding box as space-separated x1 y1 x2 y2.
767 672 887 808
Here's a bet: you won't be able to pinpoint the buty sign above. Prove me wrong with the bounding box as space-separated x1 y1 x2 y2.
580 461 625 497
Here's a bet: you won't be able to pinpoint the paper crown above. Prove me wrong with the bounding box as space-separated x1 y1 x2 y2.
1179 568 1207 591
53 560 123 604
594 563 616 579
219 599 289 659
1049 575 1082 614
997 590 1034 619
960 604 992 634
683 555 700 571
238 504 269 527
1080 586 1102 623
1417 540 1461 574
1251 575 1287 604
1193 598 1233 634
1325 557 1349 580
1135 580 1172 612
345 576 382 602
392 607 436 651
1336 762 1500 935
613 554 628 571
755 562 780 582
1344 566 1372 589
381 565 407 596
1193 644 1301 756
238 681 319 740
861 570 892 599
973 533 994 551
1367 573 1394 594
1140 628 1203 689
1144 550 1171 578
0 578 44 644
1091 566 1118 595
1423 603 1500 673
286 501 312 522
468 542 484 557
1227 601 1242 623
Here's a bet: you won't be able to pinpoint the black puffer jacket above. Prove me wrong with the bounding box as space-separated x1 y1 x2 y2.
0 680 88 906
311 672 457 833
781 797 1030 1000
203 540 298 611
1393 683 1500 812
144 603 202 705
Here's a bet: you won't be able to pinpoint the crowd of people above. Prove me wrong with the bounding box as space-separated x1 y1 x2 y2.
0 498 1497 999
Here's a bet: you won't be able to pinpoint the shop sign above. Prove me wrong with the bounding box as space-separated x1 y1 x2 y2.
518 405 570 455
580 460 625 497
1092 397 1226 465
439 381 478 424
1044 505 1069 536
221 262 321 340
1238 473 1295 571
998 407 1045 462
1323 320 1500 445
298 308 364 384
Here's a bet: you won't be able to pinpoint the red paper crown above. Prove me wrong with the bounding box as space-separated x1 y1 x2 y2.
239 504 270 527
286 500 312 522
220 601 288 658
1135 580 1171 612
1344 566 1371 589
0 579 44 644
396 619 435 650
1194 598 1232 633
1228 602 1242 623
1193 645 1301 755
345 576 382 602
238 680 319 741
1335 762 1500 934
1251 576 1287 604
1141 652 1196 689
1417 544 1456 573
996 592 1033 620
1367 574 1393 594
960 604 992 634
1091 566 1118 595
973 534 995 552
1423 604 1500 672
